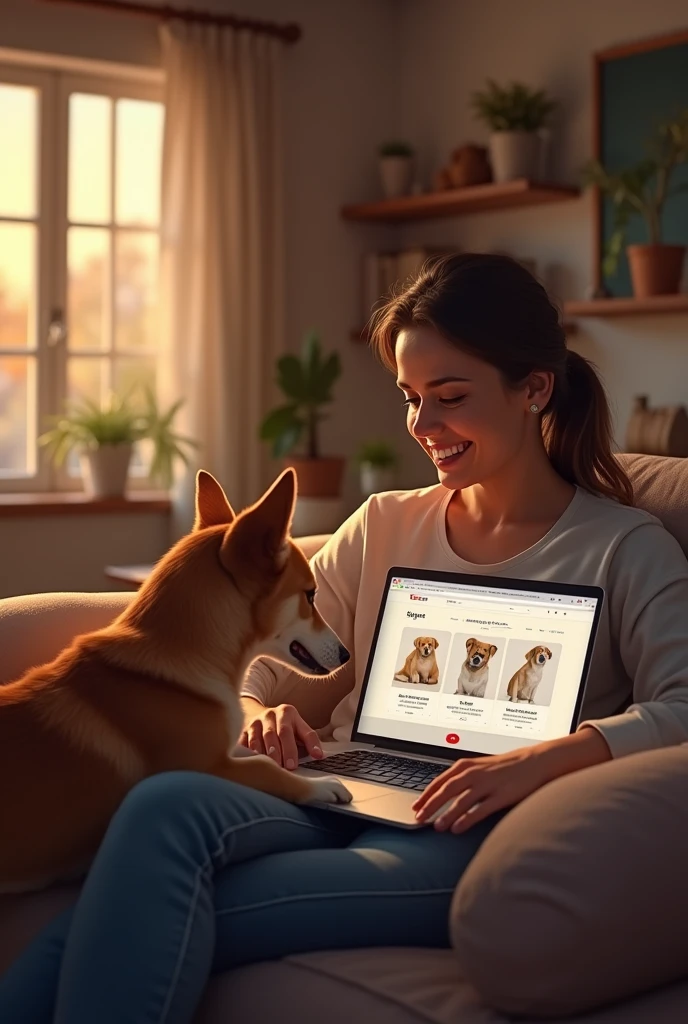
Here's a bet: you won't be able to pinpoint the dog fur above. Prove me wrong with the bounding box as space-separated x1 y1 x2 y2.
0 469 352 894
455 638 498 698
507 646 552 703
394 637 440 685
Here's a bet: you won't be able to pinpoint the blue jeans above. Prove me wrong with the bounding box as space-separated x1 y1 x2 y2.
0 771 501 1024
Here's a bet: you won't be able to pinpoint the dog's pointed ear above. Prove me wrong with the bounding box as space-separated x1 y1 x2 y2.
466 638 476 651
193 471 236 531
490 644 498 657
223 469 296 569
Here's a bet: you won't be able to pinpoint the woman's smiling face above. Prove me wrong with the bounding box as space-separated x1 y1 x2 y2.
395 325 537 490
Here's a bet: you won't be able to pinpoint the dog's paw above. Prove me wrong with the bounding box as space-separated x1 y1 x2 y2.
301 776 353 806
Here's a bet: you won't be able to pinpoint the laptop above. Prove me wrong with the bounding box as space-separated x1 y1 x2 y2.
297 566 603 827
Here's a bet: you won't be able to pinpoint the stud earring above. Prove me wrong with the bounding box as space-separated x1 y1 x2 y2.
529 404 539 413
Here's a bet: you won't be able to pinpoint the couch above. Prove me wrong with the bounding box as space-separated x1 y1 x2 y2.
2 453 688 1023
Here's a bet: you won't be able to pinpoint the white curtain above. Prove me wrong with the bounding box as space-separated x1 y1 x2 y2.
158 20 284 535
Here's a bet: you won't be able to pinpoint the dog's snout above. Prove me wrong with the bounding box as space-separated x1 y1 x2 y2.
470 655 483 666
338 645 350 666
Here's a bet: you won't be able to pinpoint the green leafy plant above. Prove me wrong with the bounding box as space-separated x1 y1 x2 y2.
38 387 198 488
355 439 397 468
581 109 688 276
259 331 342 459
471 80 557 133
379 140 414 158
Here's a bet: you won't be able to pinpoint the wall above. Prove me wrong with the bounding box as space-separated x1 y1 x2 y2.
396 0 688 448
0 510 169 598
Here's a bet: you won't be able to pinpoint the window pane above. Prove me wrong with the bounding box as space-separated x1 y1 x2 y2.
114 356 156 406
67 227 110 351
0 223 36 349
68 93 111 224
114 357 156 478
66 356 108 406
116 100 163 227
115 231 159 351
0 355 34 475
0 84 38 219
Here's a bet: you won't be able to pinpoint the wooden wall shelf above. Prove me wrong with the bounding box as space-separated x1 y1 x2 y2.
564 295 688 317
341 180 580 224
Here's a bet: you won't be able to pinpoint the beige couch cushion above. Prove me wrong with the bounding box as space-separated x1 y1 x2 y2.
619 453 688 555
451 744 688 1018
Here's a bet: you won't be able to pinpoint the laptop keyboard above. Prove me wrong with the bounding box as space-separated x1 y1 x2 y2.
302 749 448 792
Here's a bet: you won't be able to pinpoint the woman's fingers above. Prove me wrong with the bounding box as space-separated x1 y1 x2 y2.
431 787 485 830
259 711 281 764
412 762 475 813
246 719 267 757
293 714 323 759
415 776 480 823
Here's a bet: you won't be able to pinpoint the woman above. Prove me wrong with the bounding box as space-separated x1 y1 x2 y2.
3 254 688 1024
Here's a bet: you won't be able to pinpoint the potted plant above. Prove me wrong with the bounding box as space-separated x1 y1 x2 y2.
39 388 198 498
378 141 415 200
259 331 344 500
471 80 557 183
356 439 397 497
581 110 688 297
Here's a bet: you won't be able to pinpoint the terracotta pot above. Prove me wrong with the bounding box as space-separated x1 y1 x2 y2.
79 443 133 498
284 456 345 499
626 244 686 297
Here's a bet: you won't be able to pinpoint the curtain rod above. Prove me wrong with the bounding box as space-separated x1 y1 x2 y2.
40 0 302 44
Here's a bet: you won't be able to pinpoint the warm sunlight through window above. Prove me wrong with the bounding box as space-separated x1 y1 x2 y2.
0 68 164 491
0 83 38 477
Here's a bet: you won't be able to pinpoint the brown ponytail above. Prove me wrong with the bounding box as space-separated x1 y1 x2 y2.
543 349 633 505
370 253 633 505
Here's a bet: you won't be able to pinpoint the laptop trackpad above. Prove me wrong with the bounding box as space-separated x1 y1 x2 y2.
321 778 423 828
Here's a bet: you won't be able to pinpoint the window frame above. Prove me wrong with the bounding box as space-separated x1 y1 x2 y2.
0 56 164 494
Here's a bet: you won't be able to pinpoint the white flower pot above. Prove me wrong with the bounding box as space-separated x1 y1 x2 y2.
488 131 542 183
79 443 133 499
379 156 413 199
360 464 395 498
291 497 344 536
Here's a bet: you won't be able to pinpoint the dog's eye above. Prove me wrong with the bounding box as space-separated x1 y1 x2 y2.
305 588 316 605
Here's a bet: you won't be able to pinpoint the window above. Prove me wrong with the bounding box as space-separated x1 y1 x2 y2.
0 62 164 492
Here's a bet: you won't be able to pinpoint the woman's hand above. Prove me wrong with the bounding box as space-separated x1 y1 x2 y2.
240 698 324 770
413 728 611 833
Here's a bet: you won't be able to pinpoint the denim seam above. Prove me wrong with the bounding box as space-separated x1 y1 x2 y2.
216 887 455 917
158 814 336 1024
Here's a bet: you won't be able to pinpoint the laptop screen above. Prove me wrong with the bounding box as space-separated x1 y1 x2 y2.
352 567 603 759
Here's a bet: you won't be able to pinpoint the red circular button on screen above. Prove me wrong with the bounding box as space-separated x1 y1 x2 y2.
445 733 460 745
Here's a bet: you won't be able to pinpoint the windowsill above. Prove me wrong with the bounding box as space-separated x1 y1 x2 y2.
0 491 172 517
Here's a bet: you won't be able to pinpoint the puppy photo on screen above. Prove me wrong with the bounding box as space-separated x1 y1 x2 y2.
392 628 451 691
498 640 562 707
394 636 440 685
507 645 552 703
455 637 498 698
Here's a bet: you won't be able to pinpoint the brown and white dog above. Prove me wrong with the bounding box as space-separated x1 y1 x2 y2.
507 646 553 704
394 637 440 685
0 468 352 895
455 638 498 698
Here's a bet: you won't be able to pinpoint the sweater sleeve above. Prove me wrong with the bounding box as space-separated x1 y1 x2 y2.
240 500 368 708
579 521 688 757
